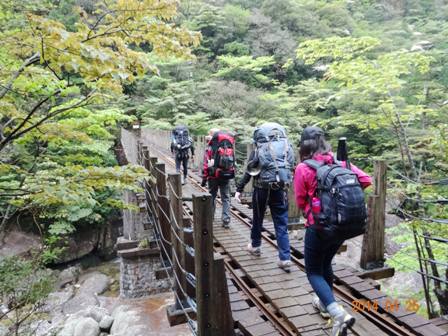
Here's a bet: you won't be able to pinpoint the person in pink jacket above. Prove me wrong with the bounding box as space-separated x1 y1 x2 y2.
294 126 371 336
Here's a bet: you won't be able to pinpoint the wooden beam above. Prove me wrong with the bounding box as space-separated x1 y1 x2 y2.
142 145 150 170
168 173 186 309
211 255 235 336
193 193 213 336
361 160 387 269
183 216 196 298
155 163 171 261
357 267 395 281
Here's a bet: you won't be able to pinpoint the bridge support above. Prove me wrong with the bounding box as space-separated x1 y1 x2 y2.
360 161 392 274
193 193 235 336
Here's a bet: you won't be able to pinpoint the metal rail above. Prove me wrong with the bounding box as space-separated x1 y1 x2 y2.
150 145 419 336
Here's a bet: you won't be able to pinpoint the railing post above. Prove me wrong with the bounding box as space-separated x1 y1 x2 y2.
137 140 143 165
155 163 172 261
193 193 234 336
211 255 234 336
361 160 387 269
183 217 196 299
168 173 186 306
142 146 150 170
193 193 213 335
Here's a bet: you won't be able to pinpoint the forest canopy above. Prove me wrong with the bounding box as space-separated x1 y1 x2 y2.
0 0 447 320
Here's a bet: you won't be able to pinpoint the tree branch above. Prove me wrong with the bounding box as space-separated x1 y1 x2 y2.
7 92 95 145
0 53 40 100
0 90 61 152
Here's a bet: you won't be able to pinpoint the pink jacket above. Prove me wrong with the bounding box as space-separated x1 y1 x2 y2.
294 152 372 227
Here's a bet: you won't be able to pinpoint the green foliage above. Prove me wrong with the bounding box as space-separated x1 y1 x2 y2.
0 0 199 253
129 0 448 316
216 55 276 87
0 255 55 335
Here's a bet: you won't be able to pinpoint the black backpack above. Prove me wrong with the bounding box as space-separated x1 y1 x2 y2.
304 159 367 240
172 126 191 150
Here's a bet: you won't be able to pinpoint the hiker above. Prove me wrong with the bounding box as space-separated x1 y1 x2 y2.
234 122 295 271
171 125 194 185
201 128 236 228
294 126 371 336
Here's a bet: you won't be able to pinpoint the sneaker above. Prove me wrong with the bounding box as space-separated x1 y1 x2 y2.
246 243 261 256
312 295 330 319
181 175 185 185
222 221 230 229
277 259 292 272
330 309 355 336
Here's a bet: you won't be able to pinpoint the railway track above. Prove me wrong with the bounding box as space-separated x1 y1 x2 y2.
148 144 441 336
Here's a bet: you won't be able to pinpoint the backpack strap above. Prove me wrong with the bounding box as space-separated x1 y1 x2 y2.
303 159 326 222
283 139 289 169
268 139 281 182
303 159 325 171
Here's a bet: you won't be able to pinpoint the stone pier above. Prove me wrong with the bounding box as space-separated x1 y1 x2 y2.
118 246 170 298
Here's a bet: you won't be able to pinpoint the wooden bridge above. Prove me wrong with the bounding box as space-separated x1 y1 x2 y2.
119 127 448 336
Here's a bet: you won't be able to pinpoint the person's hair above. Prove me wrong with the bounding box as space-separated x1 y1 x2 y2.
209 128 220 136
299 136 331 161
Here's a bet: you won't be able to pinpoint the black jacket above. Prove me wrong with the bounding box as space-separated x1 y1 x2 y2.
236 151 257 192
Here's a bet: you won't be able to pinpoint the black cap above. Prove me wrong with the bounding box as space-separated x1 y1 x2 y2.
300 126 324 143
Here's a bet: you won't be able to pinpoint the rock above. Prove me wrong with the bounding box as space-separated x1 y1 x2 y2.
58 266 81 288
57 318 78 336
0 325 8 336
0 230 40 258
63 293 100 315
79 272 110 296
73 317 100 336
55 227 100 264
110 305 146 336
97 217 121 260
62 272 109 315
99 315 114 331
411 40 434 52
77 306 109 323
44 288 75 313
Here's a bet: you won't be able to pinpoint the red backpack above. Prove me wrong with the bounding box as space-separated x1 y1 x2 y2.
209 132 235 179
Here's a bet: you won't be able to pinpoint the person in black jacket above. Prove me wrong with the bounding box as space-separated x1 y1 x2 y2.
234 150 292 272
171 127 195 185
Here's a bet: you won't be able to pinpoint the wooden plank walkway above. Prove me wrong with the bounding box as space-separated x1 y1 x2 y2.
150 144 447 336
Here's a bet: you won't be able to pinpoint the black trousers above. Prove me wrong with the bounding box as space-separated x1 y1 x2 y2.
175 155 189 178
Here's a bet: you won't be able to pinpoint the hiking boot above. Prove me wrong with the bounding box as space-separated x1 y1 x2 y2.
181 175 185 185
277 259 292 272
312 295 330 319
246 243 261 256
330 309 355 336
222 221 230 229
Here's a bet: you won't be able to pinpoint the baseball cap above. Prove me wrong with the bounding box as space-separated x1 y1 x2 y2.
300 126 324 143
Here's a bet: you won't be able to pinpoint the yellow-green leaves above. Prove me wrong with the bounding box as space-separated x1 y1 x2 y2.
216 55 276 86
297 36 381 64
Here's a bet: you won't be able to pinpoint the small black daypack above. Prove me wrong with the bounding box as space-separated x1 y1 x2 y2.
304 159 367 240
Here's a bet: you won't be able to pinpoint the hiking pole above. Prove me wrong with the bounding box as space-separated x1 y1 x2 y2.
337 137 351 170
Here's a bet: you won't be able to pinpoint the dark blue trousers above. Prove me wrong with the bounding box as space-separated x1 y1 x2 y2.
304 227 344 307
251 187 290 261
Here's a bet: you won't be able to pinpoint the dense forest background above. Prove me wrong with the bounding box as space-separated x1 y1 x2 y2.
0 0 447 327
129 0 448 315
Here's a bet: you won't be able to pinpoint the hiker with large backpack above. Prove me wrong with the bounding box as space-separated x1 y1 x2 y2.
171 125 194 185
234 122 295 271
201 128 236 228
294 126 371 336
